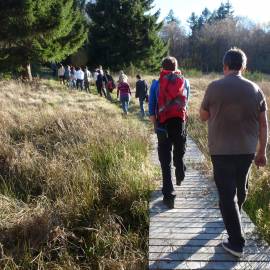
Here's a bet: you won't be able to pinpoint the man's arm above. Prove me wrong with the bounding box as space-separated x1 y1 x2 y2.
199 107 210 121
255 111 268 167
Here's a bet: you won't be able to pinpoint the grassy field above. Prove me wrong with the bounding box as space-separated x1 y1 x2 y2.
187 74 270 244
0 79 157 269
0 72 269 269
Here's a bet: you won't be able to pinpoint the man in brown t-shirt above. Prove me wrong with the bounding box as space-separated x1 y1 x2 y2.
200 48 268 257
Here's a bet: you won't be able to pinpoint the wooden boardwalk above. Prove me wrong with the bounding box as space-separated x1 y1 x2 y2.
149 137 270 270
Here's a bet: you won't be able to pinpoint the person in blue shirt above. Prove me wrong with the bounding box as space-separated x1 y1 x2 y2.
148 57 190 209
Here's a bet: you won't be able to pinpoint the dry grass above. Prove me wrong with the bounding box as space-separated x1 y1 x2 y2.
0 79 155 269
187 74 270 243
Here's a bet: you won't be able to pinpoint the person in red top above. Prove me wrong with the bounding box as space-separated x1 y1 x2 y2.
117 79 132 115
149 56 189 209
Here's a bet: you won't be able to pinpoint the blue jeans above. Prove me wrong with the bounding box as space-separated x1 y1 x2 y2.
139 97 145 116
120 95 130 114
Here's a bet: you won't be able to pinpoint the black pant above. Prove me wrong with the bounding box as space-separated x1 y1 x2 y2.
76 79 83 90
157 118 186 198
84 81 90 92
211 154 254 248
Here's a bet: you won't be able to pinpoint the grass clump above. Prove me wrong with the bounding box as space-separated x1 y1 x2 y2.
0 79 155 269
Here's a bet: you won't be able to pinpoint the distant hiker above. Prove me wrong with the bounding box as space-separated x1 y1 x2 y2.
64 65 71 85
135 74 148 117
75 67 84 91
96 70 107 97
104 70 115 101
70 66 76 88
84 66 92 92
200 48 268 257
148 56 190 209
117 78 132 115
118 70 128 83
94 68 99 82
58 64 65 84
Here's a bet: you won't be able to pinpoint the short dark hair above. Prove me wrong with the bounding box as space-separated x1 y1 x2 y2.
223 47 247 71
136 74 141 79
162 56 178 71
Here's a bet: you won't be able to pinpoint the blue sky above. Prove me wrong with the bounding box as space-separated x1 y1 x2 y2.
153 0 269 27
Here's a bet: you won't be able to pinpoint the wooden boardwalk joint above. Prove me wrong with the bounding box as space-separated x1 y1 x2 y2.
149 137 270 270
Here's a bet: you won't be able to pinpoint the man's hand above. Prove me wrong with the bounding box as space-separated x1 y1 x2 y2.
254 152 267 167
255 111 268 168
149 115 157 131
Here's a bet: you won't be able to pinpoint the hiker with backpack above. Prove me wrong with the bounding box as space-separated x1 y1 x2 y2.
200 48 268 257
104 70 115 101
117 77 132 115
148 56 190 209
135 74 148 117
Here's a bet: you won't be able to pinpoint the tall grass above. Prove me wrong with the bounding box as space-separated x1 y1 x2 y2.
187 74 270 243
0 79 155 269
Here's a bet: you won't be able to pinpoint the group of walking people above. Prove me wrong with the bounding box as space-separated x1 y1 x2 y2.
58 64 92 91
57 63 149 117
149 48 268 258
94 67 149 116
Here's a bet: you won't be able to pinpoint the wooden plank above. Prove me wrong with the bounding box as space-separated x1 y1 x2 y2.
149 252 270 262
150 245 270 255
149 238 266 248
149 260 270 270
149 233 227 240
150 226 255 235
150 217 252 223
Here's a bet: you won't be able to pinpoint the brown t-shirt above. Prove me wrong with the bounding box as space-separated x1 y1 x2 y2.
201 74 267 155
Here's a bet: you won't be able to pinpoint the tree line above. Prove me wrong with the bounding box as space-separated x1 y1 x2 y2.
162 2 270 73
0 0 270 80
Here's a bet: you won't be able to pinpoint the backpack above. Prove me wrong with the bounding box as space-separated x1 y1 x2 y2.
106 80 115 92
157 70 187 123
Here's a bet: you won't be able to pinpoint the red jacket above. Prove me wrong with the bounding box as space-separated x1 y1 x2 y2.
157 69 187 123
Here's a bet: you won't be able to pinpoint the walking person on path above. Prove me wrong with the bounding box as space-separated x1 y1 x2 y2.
96 70 107 97
117 77 132 115
135 74 148 117
200 47 268 257
148 56 190 209
58 64 65 85
84 66 92 93
104 70 115 101
75 67 84 91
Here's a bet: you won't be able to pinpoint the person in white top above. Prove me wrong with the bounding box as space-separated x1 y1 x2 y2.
58 64 65 84
84 67 92 92
75 67 84 90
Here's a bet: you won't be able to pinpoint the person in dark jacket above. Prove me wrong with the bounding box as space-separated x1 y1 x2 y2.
135 74 148 117
104 70 115 101
96 70 107 97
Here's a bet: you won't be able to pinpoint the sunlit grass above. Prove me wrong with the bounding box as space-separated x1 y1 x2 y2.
0 79 156 269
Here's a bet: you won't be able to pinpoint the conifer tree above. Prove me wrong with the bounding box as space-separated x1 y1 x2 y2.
86 0 167 71
0 0 87 80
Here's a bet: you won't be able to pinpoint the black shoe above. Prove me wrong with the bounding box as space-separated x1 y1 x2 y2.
222 240 243 258
175 165 186 186
163 195 175 209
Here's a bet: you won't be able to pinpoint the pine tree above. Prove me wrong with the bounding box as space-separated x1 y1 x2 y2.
0 0 87 80
165 10 180 25
86 0 167 71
